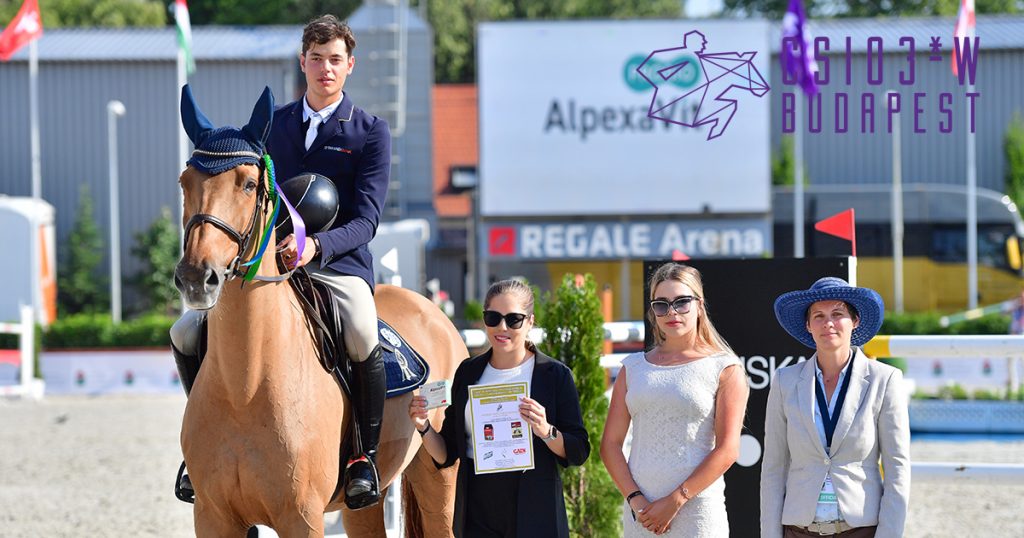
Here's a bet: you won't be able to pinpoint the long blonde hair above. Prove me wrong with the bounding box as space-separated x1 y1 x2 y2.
647 263 734 355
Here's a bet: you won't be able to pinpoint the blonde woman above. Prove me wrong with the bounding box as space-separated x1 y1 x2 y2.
602 263 749 536
408 279 589 537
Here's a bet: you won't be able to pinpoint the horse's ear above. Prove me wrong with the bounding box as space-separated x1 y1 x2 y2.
180 84 215 147
243 86 275 149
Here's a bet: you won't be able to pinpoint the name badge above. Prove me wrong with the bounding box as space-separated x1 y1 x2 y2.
818 474 838 504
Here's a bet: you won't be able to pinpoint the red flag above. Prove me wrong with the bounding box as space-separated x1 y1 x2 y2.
814 208 857 256
0 0 43 62
952 0 975 77
671 249 690 261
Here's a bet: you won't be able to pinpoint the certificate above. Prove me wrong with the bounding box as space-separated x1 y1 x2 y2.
467 381 535 474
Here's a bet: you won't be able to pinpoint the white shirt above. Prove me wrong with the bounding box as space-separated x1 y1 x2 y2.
301 93 343 150
812 354 853 523
464 355 535 460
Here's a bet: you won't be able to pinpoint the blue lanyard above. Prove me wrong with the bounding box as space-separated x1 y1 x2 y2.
814 355 854 451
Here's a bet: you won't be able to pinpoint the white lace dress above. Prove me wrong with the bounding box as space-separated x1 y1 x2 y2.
621 351 741 537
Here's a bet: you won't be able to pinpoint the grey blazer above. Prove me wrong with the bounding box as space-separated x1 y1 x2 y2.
760 348 911 538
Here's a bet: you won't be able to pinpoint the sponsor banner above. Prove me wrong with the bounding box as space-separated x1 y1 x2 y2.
41 349 182 395
483 219 771 260
478 20 771 217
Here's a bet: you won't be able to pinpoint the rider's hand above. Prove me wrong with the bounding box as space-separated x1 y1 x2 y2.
275 233 315 269
408 395 430 431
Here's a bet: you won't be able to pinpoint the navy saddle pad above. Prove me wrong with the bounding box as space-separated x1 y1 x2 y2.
378 319 430 398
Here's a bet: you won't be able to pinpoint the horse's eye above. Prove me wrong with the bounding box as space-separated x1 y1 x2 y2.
243 180 258 193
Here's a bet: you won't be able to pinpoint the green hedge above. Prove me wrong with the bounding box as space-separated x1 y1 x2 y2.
880 312 1010 335
42 313 175 348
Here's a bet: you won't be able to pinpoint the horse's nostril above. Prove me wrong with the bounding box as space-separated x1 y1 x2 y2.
205 269 220 289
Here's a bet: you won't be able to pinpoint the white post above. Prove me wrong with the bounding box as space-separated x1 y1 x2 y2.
966 29 978 309
889 90 905 313
19 304 33 390
107 100 126 324
29 40 41 199
793 97 805 258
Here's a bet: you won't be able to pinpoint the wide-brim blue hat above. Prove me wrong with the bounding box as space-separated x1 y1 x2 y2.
773 277 884 349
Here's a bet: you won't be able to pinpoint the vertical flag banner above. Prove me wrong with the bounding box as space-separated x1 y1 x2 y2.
0 0 43 62
781 0 818 96
952 0 976 77
174 0 195 75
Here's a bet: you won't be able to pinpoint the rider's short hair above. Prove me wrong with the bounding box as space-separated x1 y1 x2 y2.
302 15 356 56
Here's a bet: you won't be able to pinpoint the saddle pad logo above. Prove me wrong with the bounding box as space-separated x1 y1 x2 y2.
380 327 402 348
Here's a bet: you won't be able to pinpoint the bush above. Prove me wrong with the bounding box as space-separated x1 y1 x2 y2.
936 383 970 401
1005 111 1024 210
536 273 620 538
881 312 1010 335
43 313 174 348
972 388 1004 401
130 207 180 316
463 299 483 323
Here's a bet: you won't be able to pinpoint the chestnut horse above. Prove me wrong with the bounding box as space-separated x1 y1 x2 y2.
174 87 461 537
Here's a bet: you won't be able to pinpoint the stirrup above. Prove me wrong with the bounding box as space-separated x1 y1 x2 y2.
174 461 196 504
343 454 380 510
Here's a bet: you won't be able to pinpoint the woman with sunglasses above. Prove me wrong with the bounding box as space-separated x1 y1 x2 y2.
408 278 589 537
602 263 748 537
761 278 909 538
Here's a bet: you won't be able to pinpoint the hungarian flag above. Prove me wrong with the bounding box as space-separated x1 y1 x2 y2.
781 0 818 96
952 0 975 77
0 0 43 62
174 0 195 74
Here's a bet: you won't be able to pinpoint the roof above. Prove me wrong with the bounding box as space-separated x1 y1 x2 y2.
769 15 1024 53
2 4 429 62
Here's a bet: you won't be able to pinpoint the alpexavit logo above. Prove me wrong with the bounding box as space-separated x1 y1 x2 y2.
637 30 770 140
623 53 701 92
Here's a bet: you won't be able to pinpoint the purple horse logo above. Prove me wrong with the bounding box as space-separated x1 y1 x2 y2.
637 30 770 140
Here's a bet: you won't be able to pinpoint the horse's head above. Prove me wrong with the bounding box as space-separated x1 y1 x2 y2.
175 85 275 310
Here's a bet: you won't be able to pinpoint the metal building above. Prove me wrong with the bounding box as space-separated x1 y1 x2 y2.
0 5 433 314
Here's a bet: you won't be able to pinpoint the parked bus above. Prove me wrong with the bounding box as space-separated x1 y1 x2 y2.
773 184 1024 311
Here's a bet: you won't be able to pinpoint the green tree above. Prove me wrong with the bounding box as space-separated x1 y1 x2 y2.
184 0 360 25
722 0 1018 19
58 185 108 315
0 0 166 27
536 273 620 538
130 207 180 316
1005 111 1024 211
772 135 795 186
418 0 682 83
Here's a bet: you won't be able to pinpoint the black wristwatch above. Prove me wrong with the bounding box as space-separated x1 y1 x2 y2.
311 236 322 259
417 423 431 436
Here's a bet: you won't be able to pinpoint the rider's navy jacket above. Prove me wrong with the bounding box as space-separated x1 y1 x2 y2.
266 93 391 291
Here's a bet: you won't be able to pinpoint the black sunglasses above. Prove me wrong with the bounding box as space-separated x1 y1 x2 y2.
483 310 528 329
650 296 699 317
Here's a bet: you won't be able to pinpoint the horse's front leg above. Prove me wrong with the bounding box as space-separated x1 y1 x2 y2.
272 500 328 538
194 498 252 537
341 488 388 538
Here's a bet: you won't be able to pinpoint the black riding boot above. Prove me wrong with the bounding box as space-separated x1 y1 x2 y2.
171 314 207 504
344 344 386 510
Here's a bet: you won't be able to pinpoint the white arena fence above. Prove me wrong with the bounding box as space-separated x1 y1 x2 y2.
0 304 44 399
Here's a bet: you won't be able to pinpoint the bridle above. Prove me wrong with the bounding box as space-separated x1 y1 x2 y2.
182 150 275 282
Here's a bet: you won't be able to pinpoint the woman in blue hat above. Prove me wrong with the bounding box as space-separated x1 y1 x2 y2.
761 277 910 538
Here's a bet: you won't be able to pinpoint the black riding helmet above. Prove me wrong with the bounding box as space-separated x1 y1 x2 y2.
275 173 340 236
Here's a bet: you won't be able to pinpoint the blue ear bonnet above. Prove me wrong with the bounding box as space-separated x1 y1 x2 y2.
180 84 275 175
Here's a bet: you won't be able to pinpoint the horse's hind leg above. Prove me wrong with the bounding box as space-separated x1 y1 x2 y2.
403 447 457 538
341 490 388 538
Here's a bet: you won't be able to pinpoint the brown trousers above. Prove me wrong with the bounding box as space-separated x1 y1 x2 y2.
784 525 877 538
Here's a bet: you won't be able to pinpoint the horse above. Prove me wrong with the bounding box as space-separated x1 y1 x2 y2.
174 86 462 537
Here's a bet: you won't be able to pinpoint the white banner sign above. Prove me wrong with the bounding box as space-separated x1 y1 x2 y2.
479 20 772 217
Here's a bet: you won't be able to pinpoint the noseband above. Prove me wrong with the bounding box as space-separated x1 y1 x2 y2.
182 150 271 281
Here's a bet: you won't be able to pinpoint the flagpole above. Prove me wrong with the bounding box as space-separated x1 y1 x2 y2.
794 95 805 258
966 27 978 309
29 39 40 199
889 90 905 313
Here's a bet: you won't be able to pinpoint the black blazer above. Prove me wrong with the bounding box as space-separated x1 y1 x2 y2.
266 93 390 291
436 349 590 538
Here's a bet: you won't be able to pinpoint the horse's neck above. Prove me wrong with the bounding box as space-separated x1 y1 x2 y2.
205 237 311 403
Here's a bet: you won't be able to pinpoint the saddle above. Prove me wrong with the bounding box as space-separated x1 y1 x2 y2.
287 269 431 397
